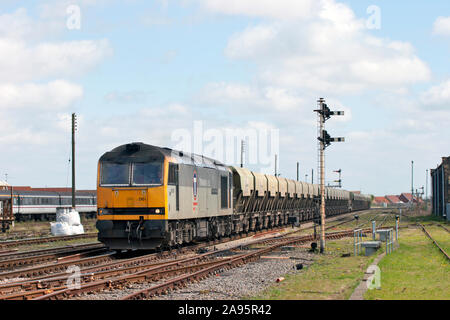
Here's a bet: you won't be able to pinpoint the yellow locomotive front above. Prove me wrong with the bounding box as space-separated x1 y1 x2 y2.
96 143 170 249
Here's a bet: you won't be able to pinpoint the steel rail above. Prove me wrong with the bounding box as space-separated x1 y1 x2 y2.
0 233 98 249
0 242 104 261
436 223 450 233
417 223 450 261
28 228 361 300
0 251 219 300
120 228 366 300
0 244 105 269
0 252 115 280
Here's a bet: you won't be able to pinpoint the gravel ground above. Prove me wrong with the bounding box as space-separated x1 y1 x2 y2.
67 212 371 300
153 248 316 300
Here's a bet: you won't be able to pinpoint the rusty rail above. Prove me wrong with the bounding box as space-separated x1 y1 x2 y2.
0 252 115 280
0 233 98 249
121 229 364 300
417 223 450 261
0 243 105 269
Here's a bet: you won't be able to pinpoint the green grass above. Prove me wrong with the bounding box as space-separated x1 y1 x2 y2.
364 226 449 300
251 214 449 300
250 236 380 300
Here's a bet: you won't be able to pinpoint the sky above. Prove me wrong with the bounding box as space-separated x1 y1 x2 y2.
0 0 449 197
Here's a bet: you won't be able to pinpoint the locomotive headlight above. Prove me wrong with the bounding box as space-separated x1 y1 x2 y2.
98 208 112 215
155 209 160 214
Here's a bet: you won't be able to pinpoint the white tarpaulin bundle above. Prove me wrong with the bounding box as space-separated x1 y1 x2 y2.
50 222 85 236
51 207 84 236
56 209 81 226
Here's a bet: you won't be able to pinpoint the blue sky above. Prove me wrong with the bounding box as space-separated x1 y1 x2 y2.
0 0 449 197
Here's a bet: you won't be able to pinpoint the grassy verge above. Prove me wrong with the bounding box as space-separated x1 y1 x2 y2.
1 218 97 240
250 236 380 300
364 226 449 300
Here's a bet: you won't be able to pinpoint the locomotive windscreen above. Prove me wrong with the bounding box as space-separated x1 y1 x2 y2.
132 162 163 185
101 162 130 185
100 161 163 186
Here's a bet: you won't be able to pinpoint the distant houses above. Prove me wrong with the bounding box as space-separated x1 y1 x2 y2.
373 192 419 207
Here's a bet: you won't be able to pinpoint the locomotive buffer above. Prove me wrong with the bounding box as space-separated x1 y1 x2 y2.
314 98 345 253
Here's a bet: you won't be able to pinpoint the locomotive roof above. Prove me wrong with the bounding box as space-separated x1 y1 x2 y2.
100 143 230 171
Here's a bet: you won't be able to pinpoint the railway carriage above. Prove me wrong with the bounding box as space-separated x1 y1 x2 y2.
96 143 372 250
0 190 96 221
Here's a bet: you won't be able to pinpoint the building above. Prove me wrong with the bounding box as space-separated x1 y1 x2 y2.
399 193 414 203
385 195 402 205
431 156 450 219
373 196 389 207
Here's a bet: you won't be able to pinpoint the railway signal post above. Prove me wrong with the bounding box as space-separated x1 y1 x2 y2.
314 98 345 253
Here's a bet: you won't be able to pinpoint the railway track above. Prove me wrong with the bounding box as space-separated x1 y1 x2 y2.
0 209 376 300
0 225 369 300
417 223 450 261
0 243 106 270
0 229 285 299
121 228 371 300
0 233 98 249
437 223 450 233
28 228 366 300
0 251 116 280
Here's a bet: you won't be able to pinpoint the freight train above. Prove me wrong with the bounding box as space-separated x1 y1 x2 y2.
96 143 371 250
0 190 96 221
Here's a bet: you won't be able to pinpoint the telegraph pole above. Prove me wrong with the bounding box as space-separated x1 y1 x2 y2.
314 98 344 253
411 161 414 201
311 169 314 184
297 162 299 181
72 113 77 209
425 169 428 210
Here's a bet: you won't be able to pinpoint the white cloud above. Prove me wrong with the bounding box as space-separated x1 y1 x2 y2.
433 16 450 36
0 38 112 83
197 0 432 94
0 80 83 110
420 80 450 108
196 0 317 20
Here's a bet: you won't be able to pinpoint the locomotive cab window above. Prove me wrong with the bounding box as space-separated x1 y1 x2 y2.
168 163 178 185
132 162 163 185
101 162 130 185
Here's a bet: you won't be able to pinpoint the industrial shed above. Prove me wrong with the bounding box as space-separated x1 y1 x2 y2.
431 156 450 219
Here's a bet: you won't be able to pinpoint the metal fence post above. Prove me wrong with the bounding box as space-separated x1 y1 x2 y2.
395 215 399 242
386 230 388 254
372 220 376 240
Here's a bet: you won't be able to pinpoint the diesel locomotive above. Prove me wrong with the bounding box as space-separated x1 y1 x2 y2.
96 143 371 250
